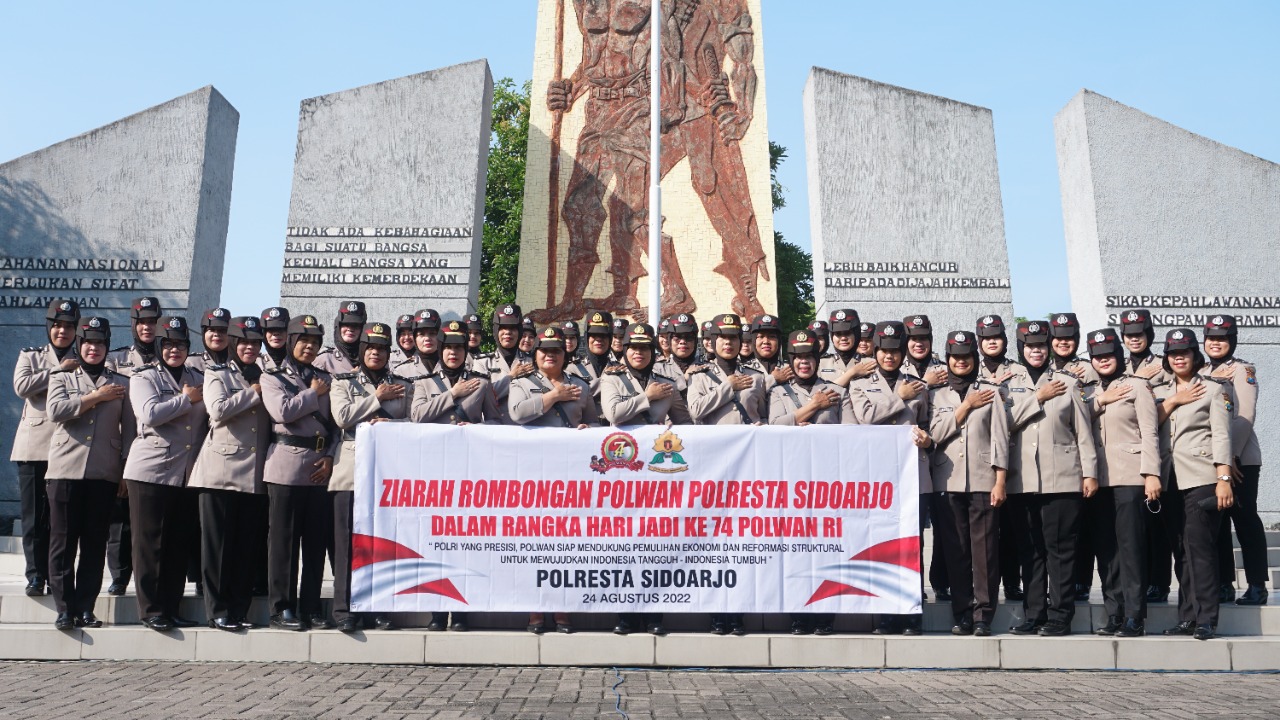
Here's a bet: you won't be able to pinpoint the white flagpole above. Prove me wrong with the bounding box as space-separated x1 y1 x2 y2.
647 0 663 327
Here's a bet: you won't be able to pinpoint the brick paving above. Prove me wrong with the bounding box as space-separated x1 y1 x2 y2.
0 661 1277 719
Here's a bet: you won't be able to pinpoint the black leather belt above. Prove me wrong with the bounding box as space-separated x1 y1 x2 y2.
271 433 328 452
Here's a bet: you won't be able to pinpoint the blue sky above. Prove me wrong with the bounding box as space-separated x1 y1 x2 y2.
3 1 1276 322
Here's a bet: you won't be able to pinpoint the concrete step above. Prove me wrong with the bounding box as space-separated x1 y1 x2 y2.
2 590 1277 636
1234 569 1280 588
0 624 1273 670
1235 547 1280 567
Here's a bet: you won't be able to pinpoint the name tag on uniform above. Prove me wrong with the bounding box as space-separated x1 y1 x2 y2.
529 387 546 394
865 388 881 393
1011 387 1028 393
159 388 175 395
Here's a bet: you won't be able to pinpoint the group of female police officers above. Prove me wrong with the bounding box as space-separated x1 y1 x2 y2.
11 296 1262 642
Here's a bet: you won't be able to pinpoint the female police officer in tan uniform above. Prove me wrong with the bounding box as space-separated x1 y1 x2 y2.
509 325 597 633
1084 327 1161 638
189 315 271 631
123 316 207 632
1155 328 1234 640
1005 321 1098 637
847 321 933 636
261 314 339 631
929 330 1009 637
46 316 134 630
330 322 414 634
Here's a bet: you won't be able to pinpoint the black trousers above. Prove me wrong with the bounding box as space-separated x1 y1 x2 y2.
249 493 270 593
199 489 257 621
1022 492 1082 625
1164 475 1223 627
944 492 999 624
106 495 132 585
1074 493 1100 590
128 480 192 620
267 484 331 616
928 492 951 592
47 478 115 615
1218 465 1267 587
16 461 50 582
332 490 354 622
1146 494 1173 590
998 501 1023 591
1094 486 1149 620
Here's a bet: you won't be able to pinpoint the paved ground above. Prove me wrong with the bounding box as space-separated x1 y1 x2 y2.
0 662 1277 719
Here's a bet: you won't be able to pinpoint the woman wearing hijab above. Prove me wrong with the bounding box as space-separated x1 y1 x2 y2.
314 301 367 375
393 313 417 368
1004 321 1098 637
1082 327 1161 637
45 316 134 630
601 322 690 637
189 316 271 631
1155 328 1235 640
330 322 415 634
846 321 934 636
509 325 597 634
817 310 875 388
1200 315 1266 606
259 307 292 372
123 316 207 632
928 330 1009 636
261 314 339 631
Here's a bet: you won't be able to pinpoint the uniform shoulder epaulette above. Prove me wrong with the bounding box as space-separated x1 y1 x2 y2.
1234 356 1252 366
207 363 228 371
332 372 358 381
21 346 43 353
264 366 286 375
136 362 160 372
473 351 494 360
688 364 711 374
604 366 626 376
1204 375 1229 385
389 371 415 383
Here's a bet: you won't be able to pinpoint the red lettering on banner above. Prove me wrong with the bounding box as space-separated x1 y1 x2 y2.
380 480 395 507
431 515 497 536
587 516 632 536
501 515 583 536
380 479 457 507
737 516 820 538
686 480 789 509
460 480 592 509
596 480 685 508
792 481 896 510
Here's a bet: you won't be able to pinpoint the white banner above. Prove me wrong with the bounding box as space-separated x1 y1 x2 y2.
352 423 920 614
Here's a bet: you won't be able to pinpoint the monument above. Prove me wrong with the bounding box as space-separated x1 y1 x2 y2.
516 0 777 323
279 60 492 324
803 68 1014 337
1055 89 1280 516
0 86 238 527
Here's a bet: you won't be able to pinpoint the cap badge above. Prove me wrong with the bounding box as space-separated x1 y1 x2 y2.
1212 315 1224 325
245 319 258 329
592 313 603 323
1172 330 1185 340
912 317 923 326
88 318 101 328
884 326 896 336
169 318 181 329
762 315 773 323
796 331 808 342
1028 323 1040 333
140 299 152 308
213 309 225 317
269 308 281 319
983 316 994 325
835 311 846 320
60 302 71 311
544 328 555 337
1127 312 1140 321
1056 315 1068 324
1094 332 1105 342
953 332 965 342
304 316 316 325
503 306 515 316
346 302 358 312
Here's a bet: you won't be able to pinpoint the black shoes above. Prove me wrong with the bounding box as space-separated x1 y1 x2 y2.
899 618 921 636
270 610 305 631
1010 620 1042 636
107 582 126 597
648 622 666 636
555 622 574 634
1039 620 1070 637
1145 585 1170 603
337 617 360 634
171 616 199 628
872 618 902 636
54 612 75 630
1003 586 1024 601
305 613 334 630
790 619 811 636
76 612 103 628
934 587 951 602
1236 585 1269 605
209 617 241 632
972 621 992 637
1162 621 1195 636
1074 584 1091 603
613 622 634 636
143 616 175 632
445 620 463 632
1116 618 1145 637
1095 615 1122 636
427 619 447 631
950 619 974 636
527 623 546 635
1219 584 1236 604
1193 624 1215 641
25 577 46 597
710 622 729 636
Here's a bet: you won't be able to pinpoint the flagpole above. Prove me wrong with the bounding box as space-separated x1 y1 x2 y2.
647 0 662 327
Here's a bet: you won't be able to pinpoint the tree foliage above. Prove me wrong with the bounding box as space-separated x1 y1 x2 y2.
478 78 530 344
769 142 814 337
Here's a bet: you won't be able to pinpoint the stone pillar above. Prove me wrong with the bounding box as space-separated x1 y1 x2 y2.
279 60 493 324
803 67 1014 338
0 86 238 527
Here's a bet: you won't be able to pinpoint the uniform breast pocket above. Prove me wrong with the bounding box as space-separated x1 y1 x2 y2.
213 444 243 457
148 436 171 449
1056 444 1078 455
23 417 46 427
1121 444 1142 455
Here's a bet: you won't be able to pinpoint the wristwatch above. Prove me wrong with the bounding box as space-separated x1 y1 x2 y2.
1217 475 1233 482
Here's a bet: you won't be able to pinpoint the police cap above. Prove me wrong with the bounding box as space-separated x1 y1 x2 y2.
1018 320 1049 345
1120 309 1153 335
975 314 1006 338
874 321 906 350
131 297 162 322
584 310 613 336
336 301 367 326
1049 313 1080 338
828 308 859 333
261 307 291 330
201 307 231 331
903 315 932 337
228 316 265 342
1164 328 1198 353
77 316 111 344
1086 328 1119 357
1204 314 1237 338
945 330 977 357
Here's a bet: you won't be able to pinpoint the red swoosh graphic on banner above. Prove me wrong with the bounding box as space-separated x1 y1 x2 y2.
352 533 422 571
806 580 876 605
396 578 468 604
849 536 921 573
